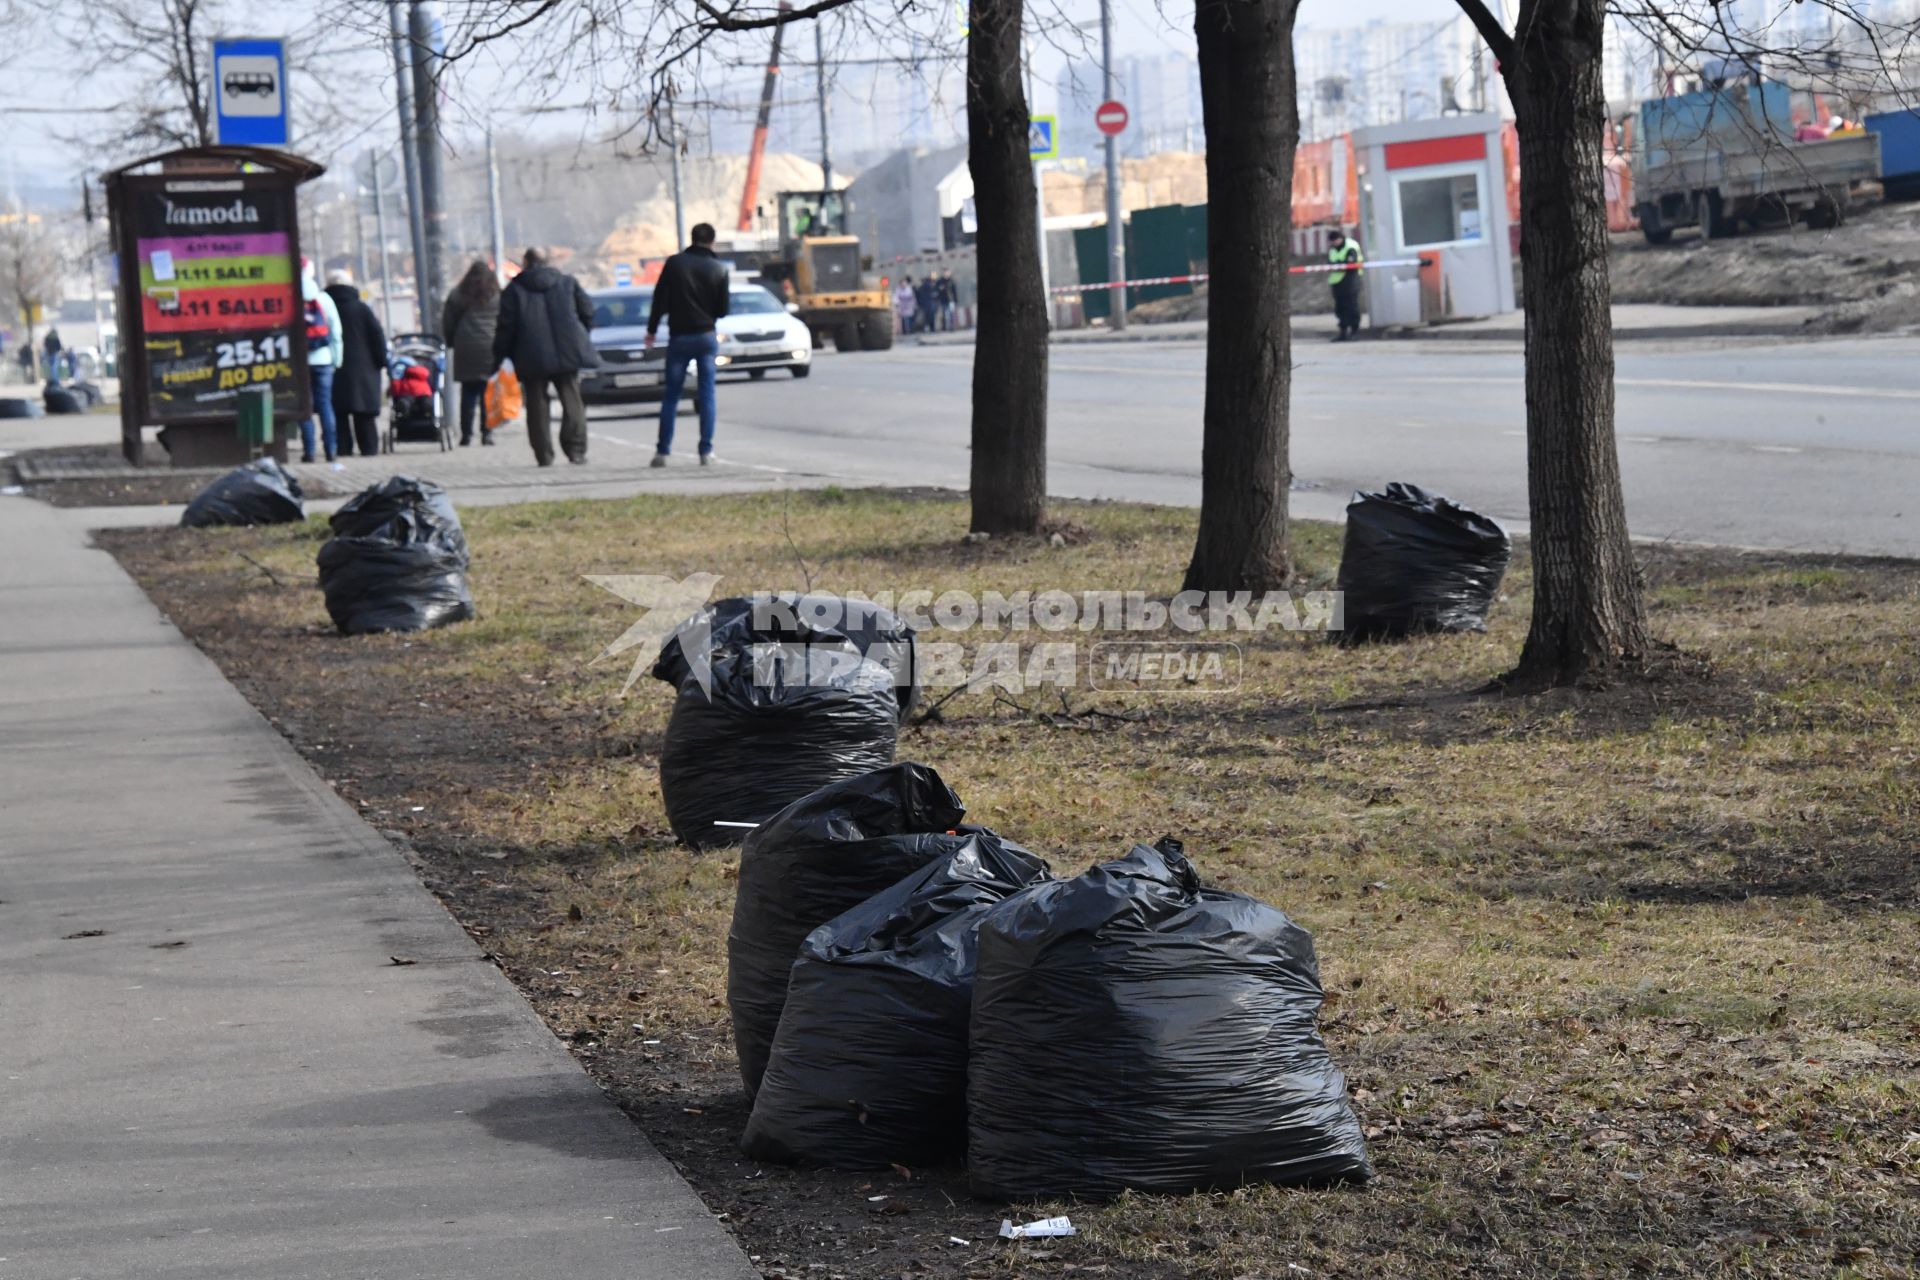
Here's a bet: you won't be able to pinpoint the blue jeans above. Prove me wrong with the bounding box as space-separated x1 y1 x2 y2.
299 364 338 459
657 332 718 456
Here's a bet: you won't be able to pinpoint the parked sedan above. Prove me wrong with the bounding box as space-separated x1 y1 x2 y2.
579 284 812 405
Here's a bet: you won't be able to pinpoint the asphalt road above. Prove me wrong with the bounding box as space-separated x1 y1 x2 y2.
584 333 1920 557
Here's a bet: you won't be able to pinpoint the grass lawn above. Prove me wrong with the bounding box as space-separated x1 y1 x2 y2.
101 488 1920 1280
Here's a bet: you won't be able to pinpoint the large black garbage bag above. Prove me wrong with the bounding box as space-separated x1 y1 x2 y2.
1335 481 1510 640
742 831 1052 1167
316 475 475 634
327 473 470 551
967 839 1373 1199
180 458 306 528
43 384 84 415
728 762 971 1098
651 594 917 849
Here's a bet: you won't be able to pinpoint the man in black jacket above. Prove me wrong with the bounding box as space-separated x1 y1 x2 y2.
646 223 730 466
492 247 598 466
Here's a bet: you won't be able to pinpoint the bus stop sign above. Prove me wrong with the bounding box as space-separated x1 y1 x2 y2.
213 39 290 146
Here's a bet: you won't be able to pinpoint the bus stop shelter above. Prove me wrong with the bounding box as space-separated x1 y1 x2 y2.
103 146 326 466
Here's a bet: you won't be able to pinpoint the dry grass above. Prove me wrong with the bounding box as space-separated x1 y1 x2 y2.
101 488 1920 1280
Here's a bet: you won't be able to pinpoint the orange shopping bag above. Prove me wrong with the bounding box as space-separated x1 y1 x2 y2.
485 366 523 428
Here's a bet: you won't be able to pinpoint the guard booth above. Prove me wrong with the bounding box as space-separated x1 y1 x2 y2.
1351 114 1515 328
103 146 326 466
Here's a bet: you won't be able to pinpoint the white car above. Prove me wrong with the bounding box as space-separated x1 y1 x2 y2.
580 283 811 404
715 284 814 380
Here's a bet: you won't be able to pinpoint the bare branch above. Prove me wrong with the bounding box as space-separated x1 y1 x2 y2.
693 0 859 31
1453 0 1515 65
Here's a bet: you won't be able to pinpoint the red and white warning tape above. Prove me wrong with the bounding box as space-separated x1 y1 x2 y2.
1050 257 1427 295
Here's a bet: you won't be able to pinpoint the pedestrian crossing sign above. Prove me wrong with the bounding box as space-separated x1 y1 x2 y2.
1029 116 1058 160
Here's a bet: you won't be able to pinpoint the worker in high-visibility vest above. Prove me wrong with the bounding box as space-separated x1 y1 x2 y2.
1328 230 1364 341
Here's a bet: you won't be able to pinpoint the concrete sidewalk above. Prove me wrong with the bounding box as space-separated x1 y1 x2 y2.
0 496 756 1279
913 301 1820 346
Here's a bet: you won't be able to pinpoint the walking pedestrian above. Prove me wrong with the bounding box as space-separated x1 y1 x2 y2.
42 327 62 380
324 271 388 458
646 222 730 467
1327 229 1364 342
442 260 502 447
895 275 918 334
914 275 939 334
491 247 598 467
940 268 959 330
297 259 345 461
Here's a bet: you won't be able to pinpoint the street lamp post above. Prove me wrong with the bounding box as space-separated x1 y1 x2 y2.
486 126 507 281
368 153 395 333
387 0 429 330
1100 0 1126 330
408 0 450 333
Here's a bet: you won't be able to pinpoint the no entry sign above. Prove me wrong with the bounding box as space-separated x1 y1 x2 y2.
1095 100 1129 136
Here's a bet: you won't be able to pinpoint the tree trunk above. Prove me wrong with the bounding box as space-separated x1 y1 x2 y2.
1502 0 1649 686
966 0 1048 535
1182 0 1301 593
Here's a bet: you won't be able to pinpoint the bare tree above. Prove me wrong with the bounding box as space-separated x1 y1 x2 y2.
1182 0 1302 592
1441 0 1649 687
0 213 68 365
966 0 1049 534
1445 0 1918 686
75 0 224 153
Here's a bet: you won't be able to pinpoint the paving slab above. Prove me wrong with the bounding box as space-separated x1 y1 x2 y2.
0 495 757 1280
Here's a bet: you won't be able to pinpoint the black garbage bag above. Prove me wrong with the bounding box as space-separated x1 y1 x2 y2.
180 458 307 528
327 473 471 552
728 762 972 1098
967 839 1373 1199
1335 481 1510 640
316 475 475 634
742 831 1052 1167
651 594 917 850
44 384 84 415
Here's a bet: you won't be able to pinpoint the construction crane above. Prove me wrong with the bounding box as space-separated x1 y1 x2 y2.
736 4 790 234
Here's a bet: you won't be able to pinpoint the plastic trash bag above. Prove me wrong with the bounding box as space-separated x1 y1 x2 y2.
316 475 475 635
728 762 971 1098
485 366 523 428
43 384 84 415
180 458 307 528
1335 482 1510 640
651 594 917 850
741 830 1052 1167
967 839 1373 1199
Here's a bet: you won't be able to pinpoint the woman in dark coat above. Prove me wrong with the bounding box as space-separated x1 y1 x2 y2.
442 260 502 446
325 274 388 457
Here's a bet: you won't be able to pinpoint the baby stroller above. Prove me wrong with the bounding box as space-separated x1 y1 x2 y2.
384 334 452 452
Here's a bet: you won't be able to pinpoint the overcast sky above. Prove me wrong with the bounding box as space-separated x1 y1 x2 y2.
1 0 1456 205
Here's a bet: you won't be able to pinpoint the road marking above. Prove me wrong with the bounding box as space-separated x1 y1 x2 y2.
1404 374 1920 401
1753 444 1803 453
590 430 804 477
1623 377 1920 401
893 352 1206 378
